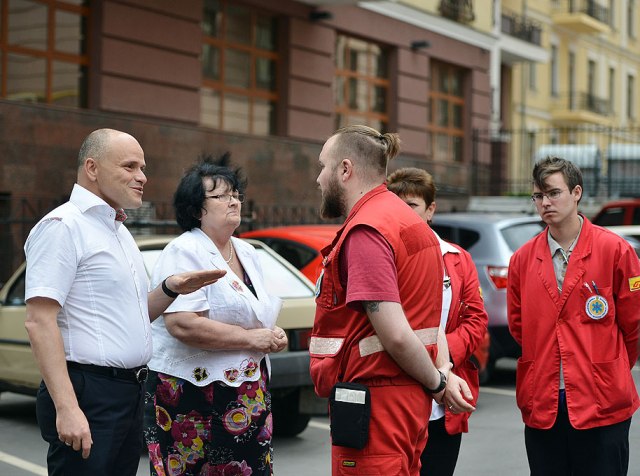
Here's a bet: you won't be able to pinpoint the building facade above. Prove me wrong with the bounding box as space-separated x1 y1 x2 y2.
0 0 495 279
3 1 639 280
498 0 640 196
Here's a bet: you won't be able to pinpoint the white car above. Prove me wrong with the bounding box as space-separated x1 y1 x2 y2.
0 236 318 436
603 225 640 253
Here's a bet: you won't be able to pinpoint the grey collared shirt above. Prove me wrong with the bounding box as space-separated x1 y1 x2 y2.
546 215 583 389
547 215 584 293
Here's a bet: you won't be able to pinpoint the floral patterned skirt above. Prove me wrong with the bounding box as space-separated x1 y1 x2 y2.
143 365 273 476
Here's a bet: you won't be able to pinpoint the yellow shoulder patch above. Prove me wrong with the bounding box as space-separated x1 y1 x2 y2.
629 276 640 292
478 286 484 300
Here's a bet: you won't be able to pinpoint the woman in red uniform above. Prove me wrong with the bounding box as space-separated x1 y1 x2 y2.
388 167 488 476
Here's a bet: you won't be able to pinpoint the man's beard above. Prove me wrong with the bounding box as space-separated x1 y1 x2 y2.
320 175 346 219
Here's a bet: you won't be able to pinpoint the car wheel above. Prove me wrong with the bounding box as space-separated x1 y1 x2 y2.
271 388 311 437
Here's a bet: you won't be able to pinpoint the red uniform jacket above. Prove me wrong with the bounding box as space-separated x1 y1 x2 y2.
507 216 640 430
309 185 443 398
442 243 488 434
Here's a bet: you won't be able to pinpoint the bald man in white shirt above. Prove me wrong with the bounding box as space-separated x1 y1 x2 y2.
24 129 225 476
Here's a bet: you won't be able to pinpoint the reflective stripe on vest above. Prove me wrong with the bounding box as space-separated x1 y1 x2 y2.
359 327 439 357
309 336 345 356
309 327 439 357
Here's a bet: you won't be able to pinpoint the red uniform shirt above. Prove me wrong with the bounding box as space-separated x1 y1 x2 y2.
340 225 399 311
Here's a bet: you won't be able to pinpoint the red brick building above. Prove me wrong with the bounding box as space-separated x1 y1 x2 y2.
0 0 491 278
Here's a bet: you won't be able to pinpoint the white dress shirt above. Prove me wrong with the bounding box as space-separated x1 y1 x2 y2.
148 228 282 387
431 234 459 421
25 184 152 368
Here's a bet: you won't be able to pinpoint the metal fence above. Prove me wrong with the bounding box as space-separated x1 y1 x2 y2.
3 125 640 283
472 126 640 198
0 195 67 285
0 196 329 284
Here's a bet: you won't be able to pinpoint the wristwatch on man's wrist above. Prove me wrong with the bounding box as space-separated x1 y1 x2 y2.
425 369 447 394
161 277 179 299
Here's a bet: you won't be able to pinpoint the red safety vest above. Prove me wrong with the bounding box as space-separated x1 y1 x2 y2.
310 184 443 398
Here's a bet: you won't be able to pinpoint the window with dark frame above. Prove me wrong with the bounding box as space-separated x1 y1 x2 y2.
0 0 89 107
550 45 558 97
428 61 466 162
334 34 389 132
525 131 536 164
609 0 615 28
568 52 575 109
628 74 635 120
609 67 615 114
629 0 636 39
201 0 278 135
529 62 537 91
587 59 596 100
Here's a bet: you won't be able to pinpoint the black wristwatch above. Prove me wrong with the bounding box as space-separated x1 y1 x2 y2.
425 369 447 394
161 278 179 299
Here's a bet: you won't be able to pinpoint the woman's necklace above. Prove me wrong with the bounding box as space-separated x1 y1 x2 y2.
225 242 234 264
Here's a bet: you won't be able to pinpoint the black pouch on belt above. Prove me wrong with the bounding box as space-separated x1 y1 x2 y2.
329 382 371 449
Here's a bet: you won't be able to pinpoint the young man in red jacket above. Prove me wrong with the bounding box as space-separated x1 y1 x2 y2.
507 156 640 476
387 167 486 476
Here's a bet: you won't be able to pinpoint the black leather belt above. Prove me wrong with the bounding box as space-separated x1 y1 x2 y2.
67 361 149 384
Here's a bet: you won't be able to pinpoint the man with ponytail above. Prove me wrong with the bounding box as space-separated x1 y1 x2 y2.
310 125 472 475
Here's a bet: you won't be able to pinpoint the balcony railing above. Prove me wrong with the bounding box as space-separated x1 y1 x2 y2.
553 92 611 117
574 92 610 115
439 0 475 24
565 0 609 24
501 9 542 45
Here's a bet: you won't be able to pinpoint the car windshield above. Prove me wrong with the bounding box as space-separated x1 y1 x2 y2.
140 248 314 300
258 238 318 270
593 206 625 226
254 248 314 298
501 222 544 252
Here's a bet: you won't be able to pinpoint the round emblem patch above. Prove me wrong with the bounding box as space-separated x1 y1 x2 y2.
585 295 608 320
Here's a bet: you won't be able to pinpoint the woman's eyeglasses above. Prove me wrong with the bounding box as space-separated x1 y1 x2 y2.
205 193 245 203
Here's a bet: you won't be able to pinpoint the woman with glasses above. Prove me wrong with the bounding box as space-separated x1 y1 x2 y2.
143 155 287 476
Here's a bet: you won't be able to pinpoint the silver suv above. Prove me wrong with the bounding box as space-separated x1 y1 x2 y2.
430 213 545 378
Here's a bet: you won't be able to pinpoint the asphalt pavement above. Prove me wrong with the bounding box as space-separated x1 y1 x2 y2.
0 360 638 475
